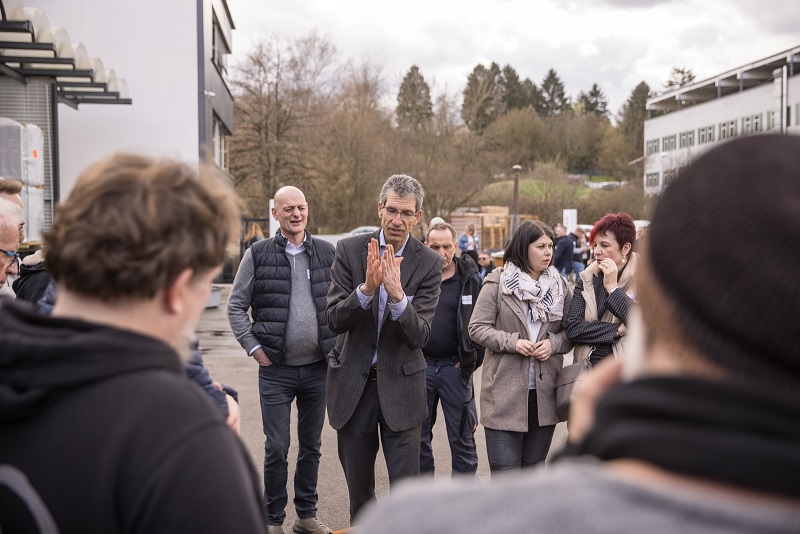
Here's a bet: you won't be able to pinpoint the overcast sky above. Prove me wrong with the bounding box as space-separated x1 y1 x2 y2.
228 0 799 118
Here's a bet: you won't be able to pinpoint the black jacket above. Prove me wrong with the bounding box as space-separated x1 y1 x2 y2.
12 255 50 305
0 300 265 533
250 231 336 364
454 255 486 377
553 235 573 273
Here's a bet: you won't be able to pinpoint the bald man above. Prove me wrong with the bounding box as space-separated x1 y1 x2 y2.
227 186 336 534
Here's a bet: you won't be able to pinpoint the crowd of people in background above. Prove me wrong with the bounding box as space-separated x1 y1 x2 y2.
2 134 800 533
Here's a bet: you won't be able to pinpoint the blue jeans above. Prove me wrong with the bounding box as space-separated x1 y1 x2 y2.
420 356 478 475
572 261 585 275
484 389 555 475
258 360 327 525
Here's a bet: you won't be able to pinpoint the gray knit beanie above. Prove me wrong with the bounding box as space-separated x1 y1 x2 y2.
648 134 800 386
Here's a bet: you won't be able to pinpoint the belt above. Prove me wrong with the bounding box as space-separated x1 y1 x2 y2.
367 366 378 381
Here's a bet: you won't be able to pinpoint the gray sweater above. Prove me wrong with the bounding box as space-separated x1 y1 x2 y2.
357 457 800 533
227 248 322 365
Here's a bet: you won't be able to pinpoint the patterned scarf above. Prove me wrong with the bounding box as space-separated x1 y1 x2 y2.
501 261 564 323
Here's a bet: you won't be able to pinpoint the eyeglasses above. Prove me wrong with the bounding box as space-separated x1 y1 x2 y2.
382 206 417 221
1 248 19 268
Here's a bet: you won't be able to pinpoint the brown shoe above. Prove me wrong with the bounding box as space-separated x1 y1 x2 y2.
266 525 285 534
293 517 332 534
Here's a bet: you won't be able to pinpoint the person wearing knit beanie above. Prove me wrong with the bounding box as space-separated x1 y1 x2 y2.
355 134 800 534
646 134 800 388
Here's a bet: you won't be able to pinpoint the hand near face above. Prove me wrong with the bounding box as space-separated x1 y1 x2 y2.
362 238 384 295
381 243 405 303
597 258 619 293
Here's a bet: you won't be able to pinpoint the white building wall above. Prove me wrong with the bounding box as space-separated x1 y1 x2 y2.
643 74 800 195
36 0 200 198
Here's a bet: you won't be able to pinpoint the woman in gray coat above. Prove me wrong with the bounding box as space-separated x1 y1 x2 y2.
469 221 572 474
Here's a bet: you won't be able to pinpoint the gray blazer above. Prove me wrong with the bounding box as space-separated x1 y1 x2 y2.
469 268 573 430
325 231 442 432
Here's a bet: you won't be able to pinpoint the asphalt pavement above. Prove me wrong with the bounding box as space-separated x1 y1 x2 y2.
198 285 569 531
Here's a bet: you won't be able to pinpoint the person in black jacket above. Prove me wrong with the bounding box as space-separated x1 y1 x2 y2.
0 153 264 533
477 249 496 281
12 248 50 304
227 186 335 534
420 222 484 476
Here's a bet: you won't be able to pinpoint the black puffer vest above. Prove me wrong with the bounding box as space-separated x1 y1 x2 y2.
250 231 336 364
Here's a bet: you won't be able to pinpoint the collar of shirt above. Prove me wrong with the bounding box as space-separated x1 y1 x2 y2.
282 232 306 255
378 230 410 256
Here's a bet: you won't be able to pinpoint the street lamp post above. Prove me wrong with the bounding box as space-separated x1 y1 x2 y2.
511 164 522 236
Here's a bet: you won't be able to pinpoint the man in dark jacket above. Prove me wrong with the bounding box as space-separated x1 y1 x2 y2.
421 222 484 475
0 154 264 533
12 248 49 303
227 186 335 534
552 222 573 277
477 249 495 281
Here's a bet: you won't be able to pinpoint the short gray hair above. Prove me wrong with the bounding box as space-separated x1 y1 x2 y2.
379 174 424 212
0 198 22 229
426 222 456 241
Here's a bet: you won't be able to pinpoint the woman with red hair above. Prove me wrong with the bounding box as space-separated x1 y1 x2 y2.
565 212 638 366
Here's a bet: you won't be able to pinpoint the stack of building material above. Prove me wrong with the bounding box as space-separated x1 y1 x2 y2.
0 117 45 243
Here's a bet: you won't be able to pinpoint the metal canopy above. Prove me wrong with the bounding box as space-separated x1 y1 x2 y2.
646 45 799 113
0 2 132 107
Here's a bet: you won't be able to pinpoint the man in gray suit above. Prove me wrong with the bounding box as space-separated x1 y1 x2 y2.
325 174 442 522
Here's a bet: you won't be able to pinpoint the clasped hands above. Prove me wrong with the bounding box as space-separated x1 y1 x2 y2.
515 338 552 361
360 238 404 303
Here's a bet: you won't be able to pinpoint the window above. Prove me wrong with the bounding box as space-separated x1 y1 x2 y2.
679 130 694 148
719 120 737 140
753 114 761 133
645 172 660 188
646 139 659 155
211 15 230 82
698 125 714 144
212 115 229 171
662 135 676 151
743 116 752 134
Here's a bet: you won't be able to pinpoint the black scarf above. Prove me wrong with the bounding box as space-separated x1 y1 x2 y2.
571 377 800 499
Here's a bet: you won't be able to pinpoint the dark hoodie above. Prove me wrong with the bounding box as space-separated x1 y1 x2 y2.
0 300 265 533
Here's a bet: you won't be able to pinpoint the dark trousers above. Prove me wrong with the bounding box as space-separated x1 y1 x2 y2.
420 356 478 475
337 379 421 522
258 360 327 525
484 389 556 475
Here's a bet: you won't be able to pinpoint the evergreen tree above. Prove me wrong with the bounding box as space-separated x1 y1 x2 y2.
499 65 528 110
664 66 696 90
396 65 433 131
461 62 503 131
617 81 651 160
539 68 570 116
521 78 544 115
576 83 609 117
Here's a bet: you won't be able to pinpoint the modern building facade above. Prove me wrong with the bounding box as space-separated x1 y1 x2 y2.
643 45 800 195
35 0 235 198
1 0 132 237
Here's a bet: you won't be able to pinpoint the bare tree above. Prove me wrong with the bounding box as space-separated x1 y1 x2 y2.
229 33 337 215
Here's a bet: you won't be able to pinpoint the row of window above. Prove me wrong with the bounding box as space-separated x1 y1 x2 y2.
644 169 680 189
645 111 777 153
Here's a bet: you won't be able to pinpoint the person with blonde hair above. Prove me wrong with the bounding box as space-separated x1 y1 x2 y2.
244 221 265 249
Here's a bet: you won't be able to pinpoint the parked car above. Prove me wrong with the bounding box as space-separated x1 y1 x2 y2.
349 226 380 235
